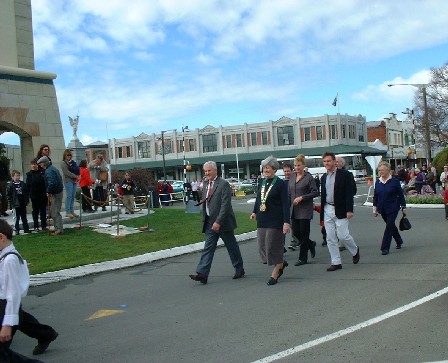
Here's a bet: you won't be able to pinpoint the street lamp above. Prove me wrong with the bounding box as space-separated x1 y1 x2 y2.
402 108 416 167
388 83 431 163
182 125 189 202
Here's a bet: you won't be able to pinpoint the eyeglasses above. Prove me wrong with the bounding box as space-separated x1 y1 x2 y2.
43 148 49 151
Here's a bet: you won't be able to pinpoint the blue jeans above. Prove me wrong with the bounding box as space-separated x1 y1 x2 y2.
64 181 76 214
196 220 244 276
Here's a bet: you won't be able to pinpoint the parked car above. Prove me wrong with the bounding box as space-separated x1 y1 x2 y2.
171 181 184 193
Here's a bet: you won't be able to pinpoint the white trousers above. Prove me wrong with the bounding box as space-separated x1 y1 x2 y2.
324 204 358 265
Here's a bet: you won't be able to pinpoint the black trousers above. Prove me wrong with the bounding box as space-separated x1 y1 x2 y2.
18 309 57 343
30 196 47 230
93 186 106 208
81 186 94 211
0 301 45 363
291 218 312 262
14 206 29 232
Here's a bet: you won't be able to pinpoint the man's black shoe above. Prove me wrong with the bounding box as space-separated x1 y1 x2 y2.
33 332 58 355
189 273 208 284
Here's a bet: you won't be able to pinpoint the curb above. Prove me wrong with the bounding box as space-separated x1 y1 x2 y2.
30 231 257 286
363 202 443 209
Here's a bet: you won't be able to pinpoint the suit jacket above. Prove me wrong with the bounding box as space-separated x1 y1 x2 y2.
288 171 319 220
202 177 237 233
320 168 354 221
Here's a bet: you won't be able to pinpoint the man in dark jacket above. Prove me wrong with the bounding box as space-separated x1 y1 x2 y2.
37 156 64 235
320 152 360 271
0 158 9 216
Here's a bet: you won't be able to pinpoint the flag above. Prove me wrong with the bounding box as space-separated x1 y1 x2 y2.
332 93 338 107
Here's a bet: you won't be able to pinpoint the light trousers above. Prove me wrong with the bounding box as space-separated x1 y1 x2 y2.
324 204 357 265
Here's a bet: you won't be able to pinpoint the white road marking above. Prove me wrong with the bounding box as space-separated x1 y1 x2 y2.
251 286 448 363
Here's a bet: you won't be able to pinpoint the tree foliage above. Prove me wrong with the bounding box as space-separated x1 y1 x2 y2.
432 147 448 176
413 63 448 147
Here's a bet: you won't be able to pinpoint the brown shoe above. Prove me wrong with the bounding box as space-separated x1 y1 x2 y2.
327 264 342 271
189 273 208 284
353 247 360 264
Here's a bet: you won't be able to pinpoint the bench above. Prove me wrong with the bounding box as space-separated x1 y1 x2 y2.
159 192 185 207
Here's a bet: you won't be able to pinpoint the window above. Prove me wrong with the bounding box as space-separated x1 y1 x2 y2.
158 140 172 155
125 146 131 157
330 125 338 139
303 127 311 141
250 132 257 146
341 125 346 138
225 135 232 148
236 134 243 147
277 126 294 146
202 134 217 153
117 147 123 158
316 126 323 140
188 139 196 152
137 141 151 158
262 131 269 145
349 125 356 139
358 123 365 142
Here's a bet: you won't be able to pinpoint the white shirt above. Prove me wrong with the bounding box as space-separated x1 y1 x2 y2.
0 244 29 326
191 181 199 191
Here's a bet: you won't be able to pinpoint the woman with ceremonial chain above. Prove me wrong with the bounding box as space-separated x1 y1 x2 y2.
251 156 290 285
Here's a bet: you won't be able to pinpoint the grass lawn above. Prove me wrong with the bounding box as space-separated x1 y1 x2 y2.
13 209 255 275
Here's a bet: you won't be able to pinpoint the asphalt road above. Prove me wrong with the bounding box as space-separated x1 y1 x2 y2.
12 184 448 363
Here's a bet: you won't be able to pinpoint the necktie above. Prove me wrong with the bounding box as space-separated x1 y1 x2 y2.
206 181 214 200
206 181 213 215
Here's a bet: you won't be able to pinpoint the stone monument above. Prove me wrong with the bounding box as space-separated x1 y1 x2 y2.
67 115 86 163
0 0 66 173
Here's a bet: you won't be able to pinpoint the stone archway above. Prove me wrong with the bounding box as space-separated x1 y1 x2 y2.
0 0 66 173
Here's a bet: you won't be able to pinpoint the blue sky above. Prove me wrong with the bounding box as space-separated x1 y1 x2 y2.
2 0 448 146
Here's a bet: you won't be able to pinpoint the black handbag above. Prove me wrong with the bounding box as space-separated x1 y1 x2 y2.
399 215 412 231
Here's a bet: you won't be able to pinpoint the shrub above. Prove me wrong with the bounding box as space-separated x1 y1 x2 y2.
238 185 256 194
405 196 443 204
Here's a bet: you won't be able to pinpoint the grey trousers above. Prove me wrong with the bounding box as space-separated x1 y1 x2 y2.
50 192 63 233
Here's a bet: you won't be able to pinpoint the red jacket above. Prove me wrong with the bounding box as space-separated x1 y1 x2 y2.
79 167 94 188
444 188 448 205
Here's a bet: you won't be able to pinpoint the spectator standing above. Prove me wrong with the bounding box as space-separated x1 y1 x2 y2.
26 159 47 231
60 149 80 218
444 187 448 220
429 162 437 193
288 154 319 266
6 170 31 235
440 165 448 190
0 158 9 217
414 168 426 194
191 177 199 202
250 156 290 285
88 154 109 211
37 156 64 236
79 160 95 213
120 172 136 214
320 152 360 271
189 161 245 284
373 162 407 255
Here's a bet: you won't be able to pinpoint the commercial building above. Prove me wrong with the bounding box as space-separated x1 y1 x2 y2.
109 113 383 180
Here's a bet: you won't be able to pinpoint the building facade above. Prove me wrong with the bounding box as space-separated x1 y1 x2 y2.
109 113 381 181
367 112 417 169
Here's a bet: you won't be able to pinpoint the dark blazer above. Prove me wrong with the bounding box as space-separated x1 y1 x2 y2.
373 177 406 214
320 168 355 221
202 177 237 233
253 177 290 229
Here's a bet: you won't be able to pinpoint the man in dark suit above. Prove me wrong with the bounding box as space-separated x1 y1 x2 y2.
189 161 245 284
320 152 360 271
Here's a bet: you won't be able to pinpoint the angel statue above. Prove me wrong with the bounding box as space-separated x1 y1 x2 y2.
69 115 79 139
